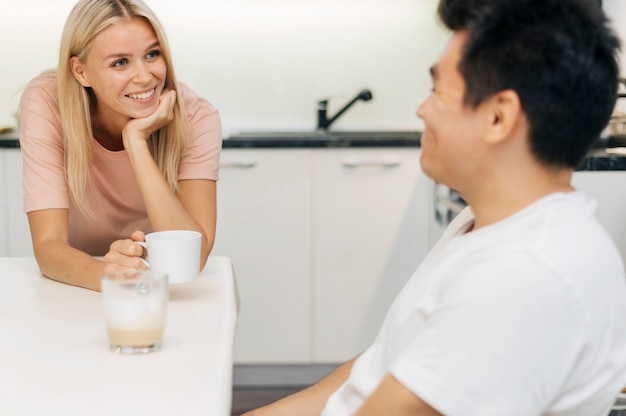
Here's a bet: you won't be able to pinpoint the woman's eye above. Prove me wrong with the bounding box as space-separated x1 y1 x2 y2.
146 50 161 60
112 58 127 68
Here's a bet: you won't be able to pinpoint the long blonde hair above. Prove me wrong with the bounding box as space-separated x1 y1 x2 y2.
57 0 189 216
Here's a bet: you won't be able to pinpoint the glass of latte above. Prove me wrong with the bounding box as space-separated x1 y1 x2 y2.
101 269 168 354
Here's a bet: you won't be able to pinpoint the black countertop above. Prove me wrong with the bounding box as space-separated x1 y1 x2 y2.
3 132 626 171
223 131 422 148
576 148 626 171
0 135 19 148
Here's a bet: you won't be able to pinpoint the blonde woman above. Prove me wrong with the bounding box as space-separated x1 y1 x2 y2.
19 0 222 291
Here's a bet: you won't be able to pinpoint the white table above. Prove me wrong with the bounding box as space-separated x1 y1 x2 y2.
0 256 239 415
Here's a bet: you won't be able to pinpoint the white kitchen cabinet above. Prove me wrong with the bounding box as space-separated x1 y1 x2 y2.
312 148 430 362
211 149 313 363
0 150 8 256
214 147 430 364
572 171 626 261
5 149 32 256
0 148 32 257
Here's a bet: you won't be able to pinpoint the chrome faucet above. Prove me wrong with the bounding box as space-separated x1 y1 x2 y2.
317 89 373 131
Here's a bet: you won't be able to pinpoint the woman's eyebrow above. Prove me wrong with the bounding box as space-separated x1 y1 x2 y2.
103 41 161 60
145 41 160 51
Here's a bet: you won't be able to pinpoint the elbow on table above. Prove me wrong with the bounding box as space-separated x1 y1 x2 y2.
200 234 214 271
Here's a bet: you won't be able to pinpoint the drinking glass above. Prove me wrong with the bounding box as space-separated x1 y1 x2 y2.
101 269 168 354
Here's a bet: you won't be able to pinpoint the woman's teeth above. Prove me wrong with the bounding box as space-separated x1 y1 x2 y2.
127 89 155 100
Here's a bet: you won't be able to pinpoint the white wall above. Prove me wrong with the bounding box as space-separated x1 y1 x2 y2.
0 0 449 136
604 0 626 113
605 0 626 67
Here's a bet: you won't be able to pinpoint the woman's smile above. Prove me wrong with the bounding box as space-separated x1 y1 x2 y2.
126 87 157 101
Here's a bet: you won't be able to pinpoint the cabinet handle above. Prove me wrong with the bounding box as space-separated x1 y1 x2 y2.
341 161 401 169
219 162 257 169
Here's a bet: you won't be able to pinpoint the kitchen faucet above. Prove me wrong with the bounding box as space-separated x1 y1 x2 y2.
317 88 373 131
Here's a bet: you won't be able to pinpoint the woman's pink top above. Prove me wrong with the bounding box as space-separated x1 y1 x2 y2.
19 77 222 255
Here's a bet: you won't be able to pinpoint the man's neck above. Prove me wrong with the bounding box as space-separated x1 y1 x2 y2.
462 167 574 231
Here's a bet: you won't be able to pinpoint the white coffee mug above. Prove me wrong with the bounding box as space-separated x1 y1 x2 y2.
136 230 202 284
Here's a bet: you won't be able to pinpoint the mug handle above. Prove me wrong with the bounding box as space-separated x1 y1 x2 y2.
135 241 150 268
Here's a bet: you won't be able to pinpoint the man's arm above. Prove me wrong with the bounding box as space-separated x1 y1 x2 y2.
354 374 443 416
243 355 360 416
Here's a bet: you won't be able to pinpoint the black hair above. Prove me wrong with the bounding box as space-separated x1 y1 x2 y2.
437 0 620 168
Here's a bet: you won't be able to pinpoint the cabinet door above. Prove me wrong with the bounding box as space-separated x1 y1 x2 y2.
212 149 313 363
572 171 626 261
5 149 32 256
312 148 430 362
0 150 7 256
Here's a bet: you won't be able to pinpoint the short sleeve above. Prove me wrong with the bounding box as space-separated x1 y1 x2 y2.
19 77 71 212
177 83 222 181
389 253 583 415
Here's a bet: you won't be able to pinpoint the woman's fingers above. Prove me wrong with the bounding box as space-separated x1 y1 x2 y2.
103 238 147 270
122 89 177 144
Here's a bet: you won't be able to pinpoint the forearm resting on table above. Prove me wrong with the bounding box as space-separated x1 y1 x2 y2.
125 140 215 270
33 239 106 291
148 183 215 270
243 355 360 416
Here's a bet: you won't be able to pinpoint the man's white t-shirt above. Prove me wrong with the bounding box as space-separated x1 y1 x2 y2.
322 191 626 416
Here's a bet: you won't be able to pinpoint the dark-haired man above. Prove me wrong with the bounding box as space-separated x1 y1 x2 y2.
245 1 626 414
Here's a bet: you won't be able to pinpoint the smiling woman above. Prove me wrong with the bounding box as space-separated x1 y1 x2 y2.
0 0 446 136
69 18 168 151
18 0 222 291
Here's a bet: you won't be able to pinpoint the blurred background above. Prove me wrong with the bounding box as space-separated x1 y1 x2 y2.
0 0 452 135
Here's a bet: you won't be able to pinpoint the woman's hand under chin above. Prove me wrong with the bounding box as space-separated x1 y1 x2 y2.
122 88 177 148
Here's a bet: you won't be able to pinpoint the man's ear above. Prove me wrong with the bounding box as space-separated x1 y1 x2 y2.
483 89 523 145
69 57 91 87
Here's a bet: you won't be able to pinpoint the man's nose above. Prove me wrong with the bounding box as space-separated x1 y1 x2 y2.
416 97 429 120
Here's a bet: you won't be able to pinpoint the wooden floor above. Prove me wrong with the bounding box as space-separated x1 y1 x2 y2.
231 386 305 415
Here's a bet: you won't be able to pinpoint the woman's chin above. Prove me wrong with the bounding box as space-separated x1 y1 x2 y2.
126 106 159 121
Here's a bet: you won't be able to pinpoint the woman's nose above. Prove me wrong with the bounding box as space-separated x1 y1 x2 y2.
133 62 152 83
